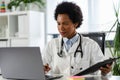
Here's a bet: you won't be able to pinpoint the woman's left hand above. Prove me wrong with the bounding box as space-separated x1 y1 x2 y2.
100 64 112 76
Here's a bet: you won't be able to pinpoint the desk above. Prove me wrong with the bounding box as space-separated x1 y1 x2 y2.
58 75 120 80
85 76 120 80
0 75 120 80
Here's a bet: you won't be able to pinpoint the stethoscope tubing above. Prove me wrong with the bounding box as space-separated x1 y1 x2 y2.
57 33 83 58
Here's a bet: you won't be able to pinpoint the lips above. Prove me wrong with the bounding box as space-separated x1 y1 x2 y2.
60 32 66 36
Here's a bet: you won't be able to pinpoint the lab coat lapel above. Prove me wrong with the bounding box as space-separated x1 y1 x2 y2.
68 36 80 53
58 36 69 57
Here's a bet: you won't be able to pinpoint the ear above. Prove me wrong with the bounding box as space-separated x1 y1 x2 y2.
74 23 79 28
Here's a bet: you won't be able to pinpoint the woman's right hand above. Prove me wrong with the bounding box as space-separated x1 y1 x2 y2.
44 63 51 74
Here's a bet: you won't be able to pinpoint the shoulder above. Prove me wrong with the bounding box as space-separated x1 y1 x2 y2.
81 35 98 45
46 36 61 47
42 37 61 55
81 35 101 51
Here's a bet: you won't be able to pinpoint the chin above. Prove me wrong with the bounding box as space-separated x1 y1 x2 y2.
61 35 67 38
60 33 68 38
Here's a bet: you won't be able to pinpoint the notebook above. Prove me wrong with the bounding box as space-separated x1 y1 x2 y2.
0 47 62 80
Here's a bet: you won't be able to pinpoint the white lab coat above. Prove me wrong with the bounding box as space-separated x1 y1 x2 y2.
42 34 106 76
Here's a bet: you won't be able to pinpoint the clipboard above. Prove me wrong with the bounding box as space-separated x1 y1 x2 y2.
74 57 120 76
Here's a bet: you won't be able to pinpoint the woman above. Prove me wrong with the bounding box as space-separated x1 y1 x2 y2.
42 1 112 76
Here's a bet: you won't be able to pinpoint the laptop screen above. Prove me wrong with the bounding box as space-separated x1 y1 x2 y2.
0 47 46 80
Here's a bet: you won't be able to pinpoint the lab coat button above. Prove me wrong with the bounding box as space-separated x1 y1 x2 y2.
71 66 74 69
80 68 82 70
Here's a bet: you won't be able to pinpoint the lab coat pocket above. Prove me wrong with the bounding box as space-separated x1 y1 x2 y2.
80 60 89 71
72 60 89 75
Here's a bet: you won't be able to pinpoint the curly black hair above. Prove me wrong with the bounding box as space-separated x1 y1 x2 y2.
54 1 83 28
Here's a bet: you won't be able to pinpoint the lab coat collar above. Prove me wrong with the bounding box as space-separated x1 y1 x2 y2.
60 34 81 56
58 33 82 56
68 35 81 53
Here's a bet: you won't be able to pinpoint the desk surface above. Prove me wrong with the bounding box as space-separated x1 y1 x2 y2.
85 76 120 80
0 75 120 80
59 75 120 80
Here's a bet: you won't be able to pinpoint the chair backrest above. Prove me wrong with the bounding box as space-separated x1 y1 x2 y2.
49 32 106 54
81 32 105 55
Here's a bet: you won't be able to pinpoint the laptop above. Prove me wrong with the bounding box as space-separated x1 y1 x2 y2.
0 47 62 80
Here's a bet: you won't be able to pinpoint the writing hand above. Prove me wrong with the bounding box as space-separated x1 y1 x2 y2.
44 63 51 74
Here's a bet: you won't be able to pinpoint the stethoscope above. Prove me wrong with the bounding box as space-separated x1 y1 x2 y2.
57 33 83 58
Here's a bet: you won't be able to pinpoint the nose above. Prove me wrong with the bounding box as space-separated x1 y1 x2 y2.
58 24 65 31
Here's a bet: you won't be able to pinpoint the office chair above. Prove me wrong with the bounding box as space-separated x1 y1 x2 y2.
81 32 105 55
49 32 106 54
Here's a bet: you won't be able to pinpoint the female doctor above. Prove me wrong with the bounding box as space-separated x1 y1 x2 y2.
42 1 112 76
